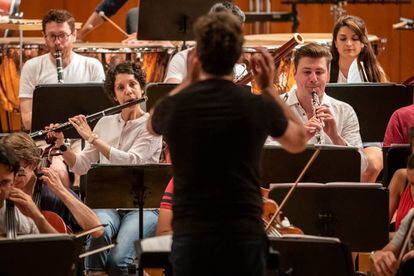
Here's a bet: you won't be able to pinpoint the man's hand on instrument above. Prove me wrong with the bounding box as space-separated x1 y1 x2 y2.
39 167 65 195
68 115 93 141
370 250 399 276
8 188 42 220
46 123 65 147
315 106 344 145
304 117 322 141
402 249 414 262
251 47 276 92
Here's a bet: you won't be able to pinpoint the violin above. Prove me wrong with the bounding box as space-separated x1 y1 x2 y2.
261 187 303 236
32 144 68 233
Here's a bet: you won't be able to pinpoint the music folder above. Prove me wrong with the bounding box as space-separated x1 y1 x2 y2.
261 144 361 187
269 183 389 252
31 83 114 139
0 233 80 276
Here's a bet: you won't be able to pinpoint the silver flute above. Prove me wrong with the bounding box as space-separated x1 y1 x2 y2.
311 90 325 144
54 50 64 83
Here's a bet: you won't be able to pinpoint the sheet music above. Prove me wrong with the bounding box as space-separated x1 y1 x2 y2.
347 59 364 83
140 234 172 252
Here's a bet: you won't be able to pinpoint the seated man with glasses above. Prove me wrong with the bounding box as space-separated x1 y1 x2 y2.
19 9 105 132
1 132 103 237
19 9 106 188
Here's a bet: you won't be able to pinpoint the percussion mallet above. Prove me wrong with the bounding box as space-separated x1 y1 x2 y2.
98 11 129 37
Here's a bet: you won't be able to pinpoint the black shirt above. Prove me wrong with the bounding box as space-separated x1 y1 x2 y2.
152 79 288 236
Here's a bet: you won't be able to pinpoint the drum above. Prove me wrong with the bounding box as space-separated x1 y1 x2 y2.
73 42 176 83
243 33 381 93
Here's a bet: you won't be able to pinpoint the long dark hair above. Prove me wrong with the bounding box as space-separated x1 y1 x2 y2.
331 15 387 83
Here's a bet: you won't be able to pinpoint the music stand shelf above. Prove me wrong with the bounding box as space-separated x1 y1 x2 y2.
31 83 113 139
325 83 413 142
0 234 82 276
138 0 221 42
85 163 173 247
261 145 361 187
269 184 389 251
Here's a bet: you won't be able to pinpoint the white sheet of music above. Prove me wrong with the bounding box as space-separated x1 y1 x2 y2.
140 234 172 252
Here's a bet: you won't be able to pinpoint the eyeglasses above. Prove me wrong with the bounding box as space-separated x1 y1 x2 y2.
45 32 72 42
17 163 31 177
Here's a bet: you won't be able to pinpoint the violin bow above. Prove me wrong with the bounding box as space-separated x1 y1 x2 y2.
265 148 321 232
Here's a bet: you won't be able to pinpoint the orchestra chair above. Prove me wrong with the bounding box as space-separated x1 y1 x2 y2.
382 144 411 187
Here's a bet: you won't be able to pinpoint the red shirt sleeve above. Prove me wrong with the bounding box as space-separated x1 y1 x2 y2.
160 178 174 210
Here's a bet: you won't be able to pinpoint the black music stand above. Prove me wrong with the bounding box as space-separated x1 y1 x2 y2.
0 234 80 276
382 144 411 187
269 184 389 251
261 145 361 187
85 164 172 238
267 236 353 276
31 83 113 138
325 83 413 142
145 83 177 111
138 0 220 44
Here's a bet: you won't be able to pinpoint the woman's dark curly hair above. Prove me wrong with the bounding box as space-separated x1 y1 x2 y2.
104 61 146 103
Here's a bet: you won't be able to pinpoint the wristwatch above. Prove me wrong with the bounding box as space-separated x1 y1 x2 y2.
87 133 99 144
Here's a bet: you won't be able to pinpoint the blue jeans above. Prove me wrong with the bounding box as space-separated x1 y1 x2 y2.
85 209 158 275
171 233 268 276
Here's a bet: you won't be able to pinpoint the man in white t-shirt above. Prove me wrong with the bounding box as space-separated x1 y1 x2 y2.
164 1 247 84
19 9 105 132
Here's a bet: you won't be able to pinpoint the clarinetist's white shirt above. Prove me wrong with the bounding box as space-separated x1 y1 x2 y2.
19 52 105 99
282 89 363 148
70 113 162 175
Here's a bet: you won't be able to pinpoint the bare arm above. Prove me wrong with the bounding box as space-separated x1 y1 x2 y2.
9 188 57 233
20 98 32 131
165 77 182 84
388 168 407 220
371 243 399 276
40 168 103 237
156 208 173 236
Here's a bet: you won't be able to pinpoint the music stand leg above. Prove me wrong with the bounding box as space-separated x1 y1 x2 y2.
137 184 145 276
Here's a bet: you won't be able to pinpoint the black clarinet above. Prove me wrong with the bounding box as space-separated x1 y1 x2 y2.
30 96 148 140
54 50 64 83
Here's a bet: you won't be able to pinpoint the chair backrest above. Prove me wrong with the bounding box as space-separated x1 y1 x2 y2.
382 145 411 187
